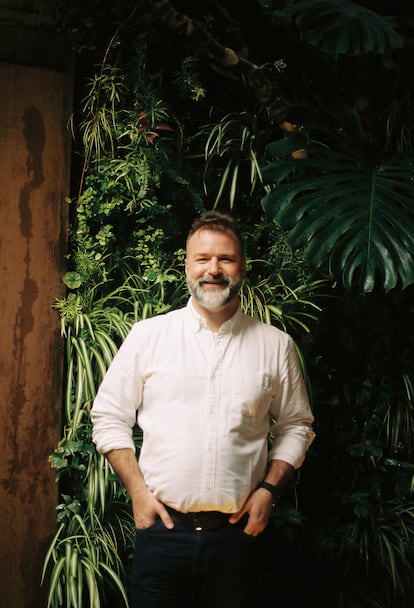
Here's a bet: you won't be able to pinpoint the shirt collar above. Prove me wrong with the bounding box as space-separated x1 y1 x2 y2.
186 297 243 335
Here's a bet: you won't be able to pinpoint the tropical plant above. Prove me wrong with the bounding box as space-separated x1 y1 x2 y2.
254 3 414 605
259 0 414 294
270 0 406 58
261 118 414 293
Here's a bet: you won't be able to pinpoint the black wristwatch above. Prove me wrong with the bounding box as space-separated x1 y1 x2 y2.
256 480 282 503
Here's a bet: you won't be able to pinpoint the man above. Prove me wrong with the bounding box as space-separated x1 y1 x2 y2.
91 210 315 607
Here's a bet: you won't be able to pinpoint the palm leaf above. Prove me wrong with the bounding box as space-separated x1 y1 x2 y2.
275 0 404 58
262 144 414 292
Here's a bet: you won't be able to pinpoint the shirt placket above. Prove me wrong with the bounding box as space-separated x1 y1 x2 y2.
200 328 229 504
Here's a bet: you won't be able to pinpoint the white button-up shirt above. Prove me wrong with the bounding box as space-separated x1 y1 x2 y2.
91 299 315 513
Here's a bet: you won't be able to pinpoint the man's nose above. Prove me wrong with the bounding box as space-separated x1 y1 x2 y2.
208 257 221 275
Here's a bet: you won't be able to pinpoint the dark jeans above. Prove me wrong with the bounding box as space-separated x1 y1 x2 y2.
130 518 263 607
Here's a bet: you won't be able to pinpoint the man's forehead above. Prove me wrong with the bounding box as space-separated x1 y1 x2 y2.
187 228 241 252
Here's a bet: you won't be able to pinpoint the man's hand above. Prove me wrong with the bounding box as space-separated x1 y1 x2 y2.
228 488 273 536
132 486 174 530
228 459 295 535
105 448 174 530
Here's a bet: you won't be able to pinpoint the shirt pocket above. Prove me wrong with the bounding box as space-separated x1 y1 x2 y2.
230 371 273 421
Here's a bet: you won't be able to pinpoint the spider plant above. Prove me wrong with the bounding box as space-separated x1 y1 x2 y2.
338 497 414 605
42 506 135 608
191 111 263 208
240 266 323 335
45 264 187 607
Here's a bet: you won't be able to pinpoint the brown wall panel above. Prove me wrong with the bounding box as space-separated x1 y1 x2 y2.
0 63 71 607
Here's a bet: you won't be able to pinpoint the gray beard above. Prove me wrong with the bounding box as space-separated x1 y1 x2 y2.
186 273 241 309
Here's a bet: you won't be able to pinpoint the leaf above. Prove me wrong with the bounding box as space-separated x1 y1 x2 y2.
46 557 66 608
100 563 129 607
63 272 83 289
275 0 404 58
262 144 414 292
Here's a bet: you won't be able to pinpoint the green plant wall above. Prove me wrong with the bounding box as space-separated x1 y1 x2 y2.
44 1 414 606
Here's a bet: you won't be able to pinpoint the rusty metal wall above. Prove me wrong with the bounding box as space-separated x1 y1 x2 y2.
0 62 71 607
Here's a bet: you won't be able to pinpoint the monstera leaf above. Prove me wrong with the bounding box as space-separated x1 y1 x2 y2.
274 0 404 57
261 142 414 292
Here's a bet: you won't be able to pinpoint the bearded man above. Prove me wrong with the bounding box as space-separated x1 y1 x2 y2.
91 210 315 608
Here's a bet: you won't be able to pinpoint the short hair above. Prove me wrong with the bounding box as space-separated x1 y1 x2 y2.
186 211 245 257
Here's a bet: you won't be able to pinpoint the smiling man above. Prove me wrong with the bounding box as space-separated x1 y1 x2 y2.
185 216 245 326
91 210 315 608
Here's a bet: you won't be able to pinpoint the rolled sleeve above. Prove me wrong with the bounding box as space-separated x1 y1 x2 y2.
91 324 143 455
268 337 315 468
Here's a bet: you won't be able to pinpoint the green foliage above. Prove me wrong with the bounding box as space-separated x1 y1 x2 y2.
174 56 206 101
42 507 134 608
241 270 322 334
48 66 196 608
47 265 187 606
294 288 414 607
46 2 414 607
78 65 127 164
262 137 414 292
261 96 414 293
191 111 263 208
273 0 405 57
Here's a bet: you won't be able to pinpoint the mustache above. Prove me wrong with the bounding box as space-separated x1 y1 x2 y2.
198 274 231 286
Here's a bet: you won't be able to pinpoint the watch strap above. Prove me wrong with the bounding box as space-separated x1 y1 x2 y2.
256 480 282 502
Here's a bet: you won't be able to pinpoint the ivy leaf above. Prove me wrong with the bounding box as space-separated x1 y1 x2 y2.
63 271 83 289
49 452 68 470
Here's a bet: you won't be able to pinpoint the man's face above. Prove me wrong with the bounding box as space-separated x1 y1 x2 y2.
185 228 245 310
